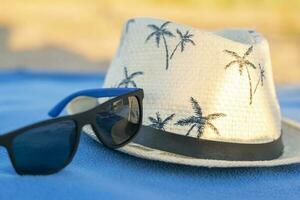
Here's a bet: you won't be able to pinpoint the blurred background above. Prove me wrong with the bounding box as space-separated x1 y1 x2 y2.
0 0 299 83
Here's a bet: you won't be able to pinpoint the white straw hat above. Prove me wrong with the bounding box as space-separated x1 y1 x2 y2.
68 17 300 167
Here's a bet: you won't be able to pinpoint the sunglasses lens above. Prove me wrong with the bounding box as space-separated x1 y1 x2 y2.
96 96 140 145
12 120 77 175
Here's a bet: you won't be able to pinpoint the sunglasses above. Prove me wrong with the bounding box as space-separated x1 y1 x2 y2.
0 88 143 175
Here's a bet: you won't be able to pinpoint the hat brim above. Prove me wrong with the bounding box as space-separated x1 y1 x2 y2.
83 118 300 168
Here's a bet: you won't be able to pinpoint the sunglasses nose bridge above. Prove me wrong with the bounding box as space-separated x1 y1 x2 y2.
76 112 96 128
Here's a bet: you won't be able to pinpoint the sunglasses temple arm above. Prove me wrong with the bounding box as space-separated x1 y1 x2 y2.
48 88 138 117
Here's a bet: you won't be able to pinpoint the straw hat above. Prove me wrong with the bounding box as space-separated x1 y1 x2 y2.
68 17 300 167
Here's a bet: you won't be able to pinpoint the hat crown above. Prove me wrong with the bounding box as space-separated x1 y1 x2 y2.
103 17 281 144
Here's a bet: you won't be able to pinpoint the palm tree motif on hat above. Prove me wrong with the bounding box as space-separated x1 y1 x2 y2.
223 46 257 105
170 29 196 59
145 21 175 70
125 19 135 33
253 63 266 95
248 30 261 45
118 67 143 88
175 97 226 138
117 20 136 57
148 112 175 131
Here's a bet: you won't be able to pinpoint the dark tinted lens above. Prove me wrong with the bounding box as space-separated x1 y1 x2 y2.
96 96 140 145
12 120 77 174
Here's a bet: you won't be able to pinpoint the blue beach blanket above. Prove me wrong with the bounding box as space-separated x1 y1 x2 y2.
0 69 300 200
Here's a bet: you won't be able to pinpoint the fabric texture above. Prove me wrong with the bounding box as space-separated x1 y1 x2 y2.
0 70 300 199
101 17 281 143
70 18 298 167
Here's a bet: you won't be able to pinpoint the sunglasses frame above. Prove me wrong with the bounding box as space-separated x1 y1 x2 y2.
0 88 143 175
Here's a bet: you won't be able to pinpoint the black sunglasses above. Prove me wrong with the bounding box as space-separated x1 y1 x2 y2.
0 88 143 175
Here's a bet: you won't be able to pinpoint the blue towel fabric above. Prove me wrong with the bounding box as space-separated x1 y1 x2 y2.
0 70 300 200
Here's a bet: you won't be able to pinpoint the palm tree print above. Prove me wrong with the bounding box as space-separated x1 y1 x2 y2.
248 30 261 45
170 29 195 59
253 63 265 94
117 20 135 57
148 112 175 131
175 97 226 138
125 19 135 33
118 67 143 88
224 46 257 105
145 21 175 70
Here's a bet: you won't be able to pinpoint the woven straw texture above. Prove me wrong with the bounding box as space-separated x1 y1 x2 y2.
67 18 300 167
103 17 281 143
